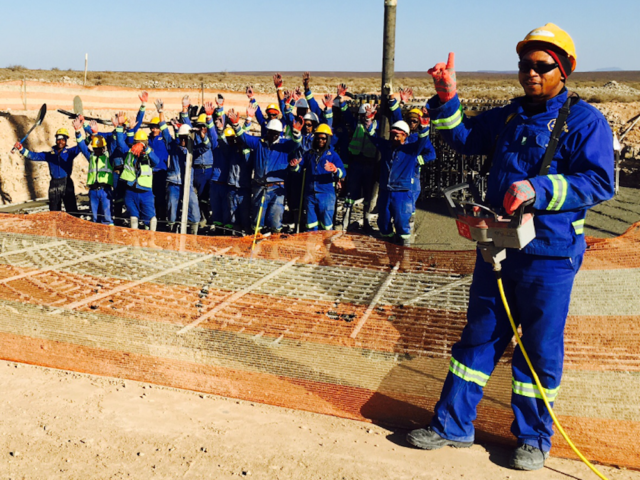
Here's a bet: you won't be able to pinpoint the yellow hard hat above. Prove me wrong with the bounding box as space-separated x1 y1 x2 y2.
149 117 160 126
315 124 333 136
223 126 236 137
134 130 148 142
196 113 207 124
266 103 280 114
55 128 70 138
516 23 577 73
408 108 423 119
91 136 107 149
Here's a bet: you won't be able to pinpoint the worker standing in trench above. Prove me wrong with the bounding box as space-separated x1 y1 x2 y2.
406 24 614 470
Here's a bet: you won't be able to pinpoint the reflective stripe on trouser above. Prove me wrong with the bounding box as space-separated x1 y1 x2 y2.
431 249 583 451
252 184 285 231
124 189 156 223
376 190 412 238
305 191 336 231
209 183 230 227
89 187 114 225
166 183 200 224
227 186 251 232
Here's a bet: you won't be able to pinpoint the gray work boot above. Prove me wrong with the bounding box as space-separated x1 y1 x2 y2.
406 427 473 450
341 205 352 231
130 217 139 230
189 222 199 236
149 217 157 232
509 444 549 471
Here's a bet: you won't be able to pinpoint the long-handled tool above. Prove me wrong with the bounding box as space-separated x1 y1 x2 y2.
11 103 47 153
250 188 267 260
443 183 609 480
57 109 112 126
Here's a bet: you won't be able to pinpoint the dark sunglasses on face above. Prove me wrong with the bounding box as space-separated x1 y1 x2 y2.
518 61 559 75
304 122 314 128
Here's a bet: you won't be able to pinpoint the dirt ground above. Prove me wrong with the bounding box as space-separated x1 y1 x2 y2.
1 360 638 480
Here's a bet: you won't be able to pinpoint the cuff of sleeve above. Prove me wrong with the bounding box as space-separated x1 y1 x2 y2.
145 147 151 154
160 122 168 131
116 127 124 133
140 105 146 111
305 90 313 100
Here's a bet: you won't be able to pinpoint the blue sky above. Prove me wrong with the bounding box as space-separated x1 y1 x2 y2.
1 0 638 73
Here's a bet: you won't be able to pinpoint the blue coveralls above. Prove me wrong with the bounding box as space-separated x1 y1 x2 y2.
121 147 160 224
210 136 232 229
180 112 217 221
223 141 253 233
233 125 301 232
20 133 83 214
389 100 437 212
426 91 614 452
365 125 431 242
162 122 201 227
293 146 345 231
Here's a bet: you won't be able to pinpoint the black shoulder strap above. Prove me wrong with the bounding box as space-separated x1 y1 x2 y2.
538 92 580 176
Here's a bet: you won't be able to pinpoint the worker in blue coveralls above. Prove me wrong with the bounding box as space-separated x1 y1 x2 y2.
72 117 120 225
361 105 431 246
14 127 82 215
117 129 160 231
227 107 303 234
289 123 345 231
157 97 202 235
406 24 614 471
219 122 253 235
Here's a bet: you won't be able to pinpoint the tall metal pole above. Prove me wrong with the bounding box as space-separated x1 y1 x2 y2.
180 134 194 234
380 0 397 138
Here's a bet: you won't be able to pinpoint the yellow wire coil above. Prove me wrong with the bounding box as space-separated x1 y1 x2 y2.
496 277 609 480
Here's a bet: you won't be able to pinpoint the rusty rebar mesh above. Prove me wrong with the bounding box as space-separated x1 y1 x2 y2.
0 212 638 469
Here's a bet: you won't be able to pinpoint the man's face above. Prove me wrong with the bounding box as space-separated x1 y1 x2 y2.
314 134 328 150
94 147 105 156
55 137 67 150
518 50 563 102
304 121 315 135
407 116 421 133
267 130 280 144
266 110 279 120
297 107 308 118
179 136 188 148
390 130 407 146
150 126 160 137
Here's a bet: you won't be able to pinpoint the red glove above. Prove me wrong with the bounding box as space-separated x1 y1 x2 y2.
204 101 215 116
324 161 337 173
503 180 535 215
14 141 23 151
227 109 240 125
273 73 283 89
289 158 301 167
292 116 304 133
420 116 430 128
139 91 149 103
130 143 145 157
427 52 457 103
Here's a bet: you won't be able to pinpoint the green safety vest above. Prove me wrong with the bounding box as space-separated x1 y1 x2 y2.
87 153 114 186
348 123 377 158
119 152 153 189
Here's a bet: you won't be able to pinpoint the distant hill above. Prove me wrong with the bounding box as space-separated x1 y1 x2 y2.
594 67 624 72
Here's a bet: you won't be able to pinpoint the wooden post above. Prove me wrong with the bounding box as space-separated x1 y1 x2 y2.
83 54 88 86
380 0 397 139
180 134 194 234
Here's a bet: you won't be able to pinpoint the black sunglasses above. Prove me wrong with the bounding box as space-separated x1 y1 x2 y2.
518 61 559 75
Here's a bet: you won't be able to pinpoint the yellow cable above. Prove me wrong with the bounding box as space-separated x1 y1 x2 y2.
497 277 609 480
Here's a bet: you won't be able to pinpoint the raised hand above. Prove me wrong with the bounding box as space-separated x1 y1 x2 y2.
292 115 304 132
90 120 99 134
322 94 335 109
246 103 257 118
399 87 413 103
292 87 302 102
111 114 119 128
117 111 127 126
227 109 240 125
337 83 348 98
77 114 85 123
216 94 224 108
302 71 311 90
364 104 377 119
128 120 138 131
420 115 430 128
139 91 149 104
427 52 457 103
283 90 291 104
154 98 164 113
131 143 145 157
289 157 301 167
182 95 190 110
204 101 215 116
324 161 337 173
273 73 283 89
72 117 83 131
246 86 254 99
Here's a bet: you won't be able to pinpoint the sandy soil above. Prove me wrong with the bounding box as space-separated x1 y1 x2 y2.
1 360 637 480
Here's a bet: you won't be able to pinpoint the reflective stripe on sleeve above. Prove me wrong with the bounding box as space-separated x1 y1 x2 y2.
547 174 568 211
449 358 490 387
432 106 463 130
572 219 585 235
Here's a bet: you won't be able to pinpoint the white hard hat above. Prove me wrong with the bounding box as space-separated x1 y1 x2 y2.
266 119 283 133
303 112 319 124
177 124 192 136
390 120 410 136
333 98 341 108
358 103 371 115
295 98 309 109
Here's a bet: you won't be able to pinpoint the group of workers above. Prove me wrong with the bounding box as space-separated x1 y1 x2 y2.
13 22 616 473
13 72 435 245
